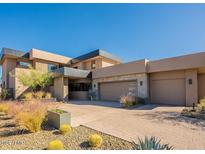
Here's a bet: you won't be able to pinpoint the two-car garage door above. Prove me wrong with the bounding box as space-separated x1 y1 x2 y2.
99 81 137 101
150 71 186 106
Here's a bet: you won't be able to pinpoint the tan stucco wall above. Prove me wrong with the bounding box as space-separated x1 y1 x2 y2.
148 52 205 73
34 61 48 72
102 60 114 68
185 69 198 106
30 48 71 65
13 68 30 99
71 62 85 69
71 57 118 70
54 76 68 101
92 59 147 79
2 59 7 87
2 58 17 88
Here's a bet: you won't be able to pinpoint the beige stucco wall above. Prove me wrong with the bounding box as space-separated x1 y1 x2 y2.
92 59 147 79
71 57 118 70
30 48 71 65
53 76 68 101
13 68 30 99
148 52 205 73
2 59 7 87
34 61 48 72
2 58 17 88
102 59 115 68
185 69 198 106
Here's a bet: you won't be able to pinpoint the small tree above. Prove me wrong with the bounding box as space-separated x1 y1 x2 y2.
17 65 53 92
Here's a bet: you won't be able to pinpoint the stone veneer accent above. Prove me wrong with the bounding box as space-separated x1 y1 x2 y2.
92 73 149 100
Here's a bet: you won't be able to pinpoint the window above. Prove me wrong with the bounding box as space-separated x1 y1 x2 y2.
91 60 96 69
17 61 31 68
69 83 91 91
48 64 58 72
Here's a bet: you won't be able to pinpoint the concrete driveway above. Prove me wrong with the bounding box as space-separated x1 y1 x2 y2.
59 101 205 149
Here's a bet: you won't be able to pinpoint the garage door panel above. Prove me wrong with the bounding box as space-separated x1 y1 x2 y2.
150 78 185 106
100 81 137 101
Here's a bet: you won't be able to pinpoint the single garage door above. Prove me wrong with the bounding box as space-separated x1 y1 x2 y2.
150 78 185 106
100 81 137 101
198 74 205 99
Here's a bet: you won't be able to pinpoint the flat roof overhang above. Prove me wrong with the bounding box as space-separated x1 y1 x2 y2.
51 67 91 79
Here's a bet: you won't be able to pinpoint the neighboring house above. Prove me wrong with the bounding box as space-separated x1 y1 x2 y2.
1 47 205 107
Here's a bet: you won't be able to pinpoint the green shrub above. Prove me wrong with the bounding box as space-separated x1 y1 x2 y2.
133 136 173 150
0 88 8 100
34 91 45 99
59 124 72 135
45 92 52 99
22 92 33 101
198 98 205 111
89 134 103 147
51 109 66 114
47 140 64 150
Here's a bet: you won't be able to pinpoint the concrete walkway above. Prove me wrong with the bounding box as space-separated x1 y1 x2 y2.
59 101 205 149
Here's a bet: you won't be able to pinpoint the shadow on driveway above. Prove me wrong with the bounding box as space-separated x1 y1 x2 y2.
67 100 122 108
134 110 205 128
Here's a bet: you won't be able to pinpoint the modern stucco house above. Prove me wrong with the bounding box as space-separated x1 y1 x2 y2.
1 47 205 107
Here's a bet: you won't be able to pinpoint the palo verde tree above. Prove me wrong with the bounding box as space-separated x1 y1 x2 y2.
16 65 53 92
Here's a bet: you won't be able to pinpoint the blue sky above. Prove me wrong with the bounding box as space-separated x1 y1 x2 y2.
1 3 205 78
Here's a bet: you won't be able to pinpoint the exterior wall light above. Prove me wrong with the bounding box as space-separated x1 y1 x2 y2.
188 79 192 85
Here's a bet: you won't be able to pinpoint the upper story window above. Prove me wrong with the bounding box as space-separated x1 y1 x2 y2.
48 64 58 72
17 61 31 68
91 60 96 69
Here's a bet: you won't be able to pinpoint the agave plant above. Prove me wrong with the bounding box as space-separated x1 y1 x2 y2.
132 136 173 150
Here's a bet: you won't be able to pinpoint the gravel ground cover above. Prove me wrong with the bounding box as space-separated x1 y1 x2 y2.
0 112 134 150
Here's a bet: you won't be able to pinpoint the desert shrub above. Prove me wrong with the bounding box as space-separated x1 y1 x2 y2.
15 102 50 132
22 92 33 101
0 103 9 113
0 88 8 100
120 95 136 107
59 124 72 135
45 92 52 99
47 140 64 150
34 91 45 99
88 134 103 147
132 136 173 150
7 102 24 117
198 98 205 111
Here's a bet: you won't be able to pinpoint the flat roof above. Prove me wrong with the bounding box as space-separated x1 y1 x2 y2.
51 67 91 78
0 48 29 64
71 49 122 64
